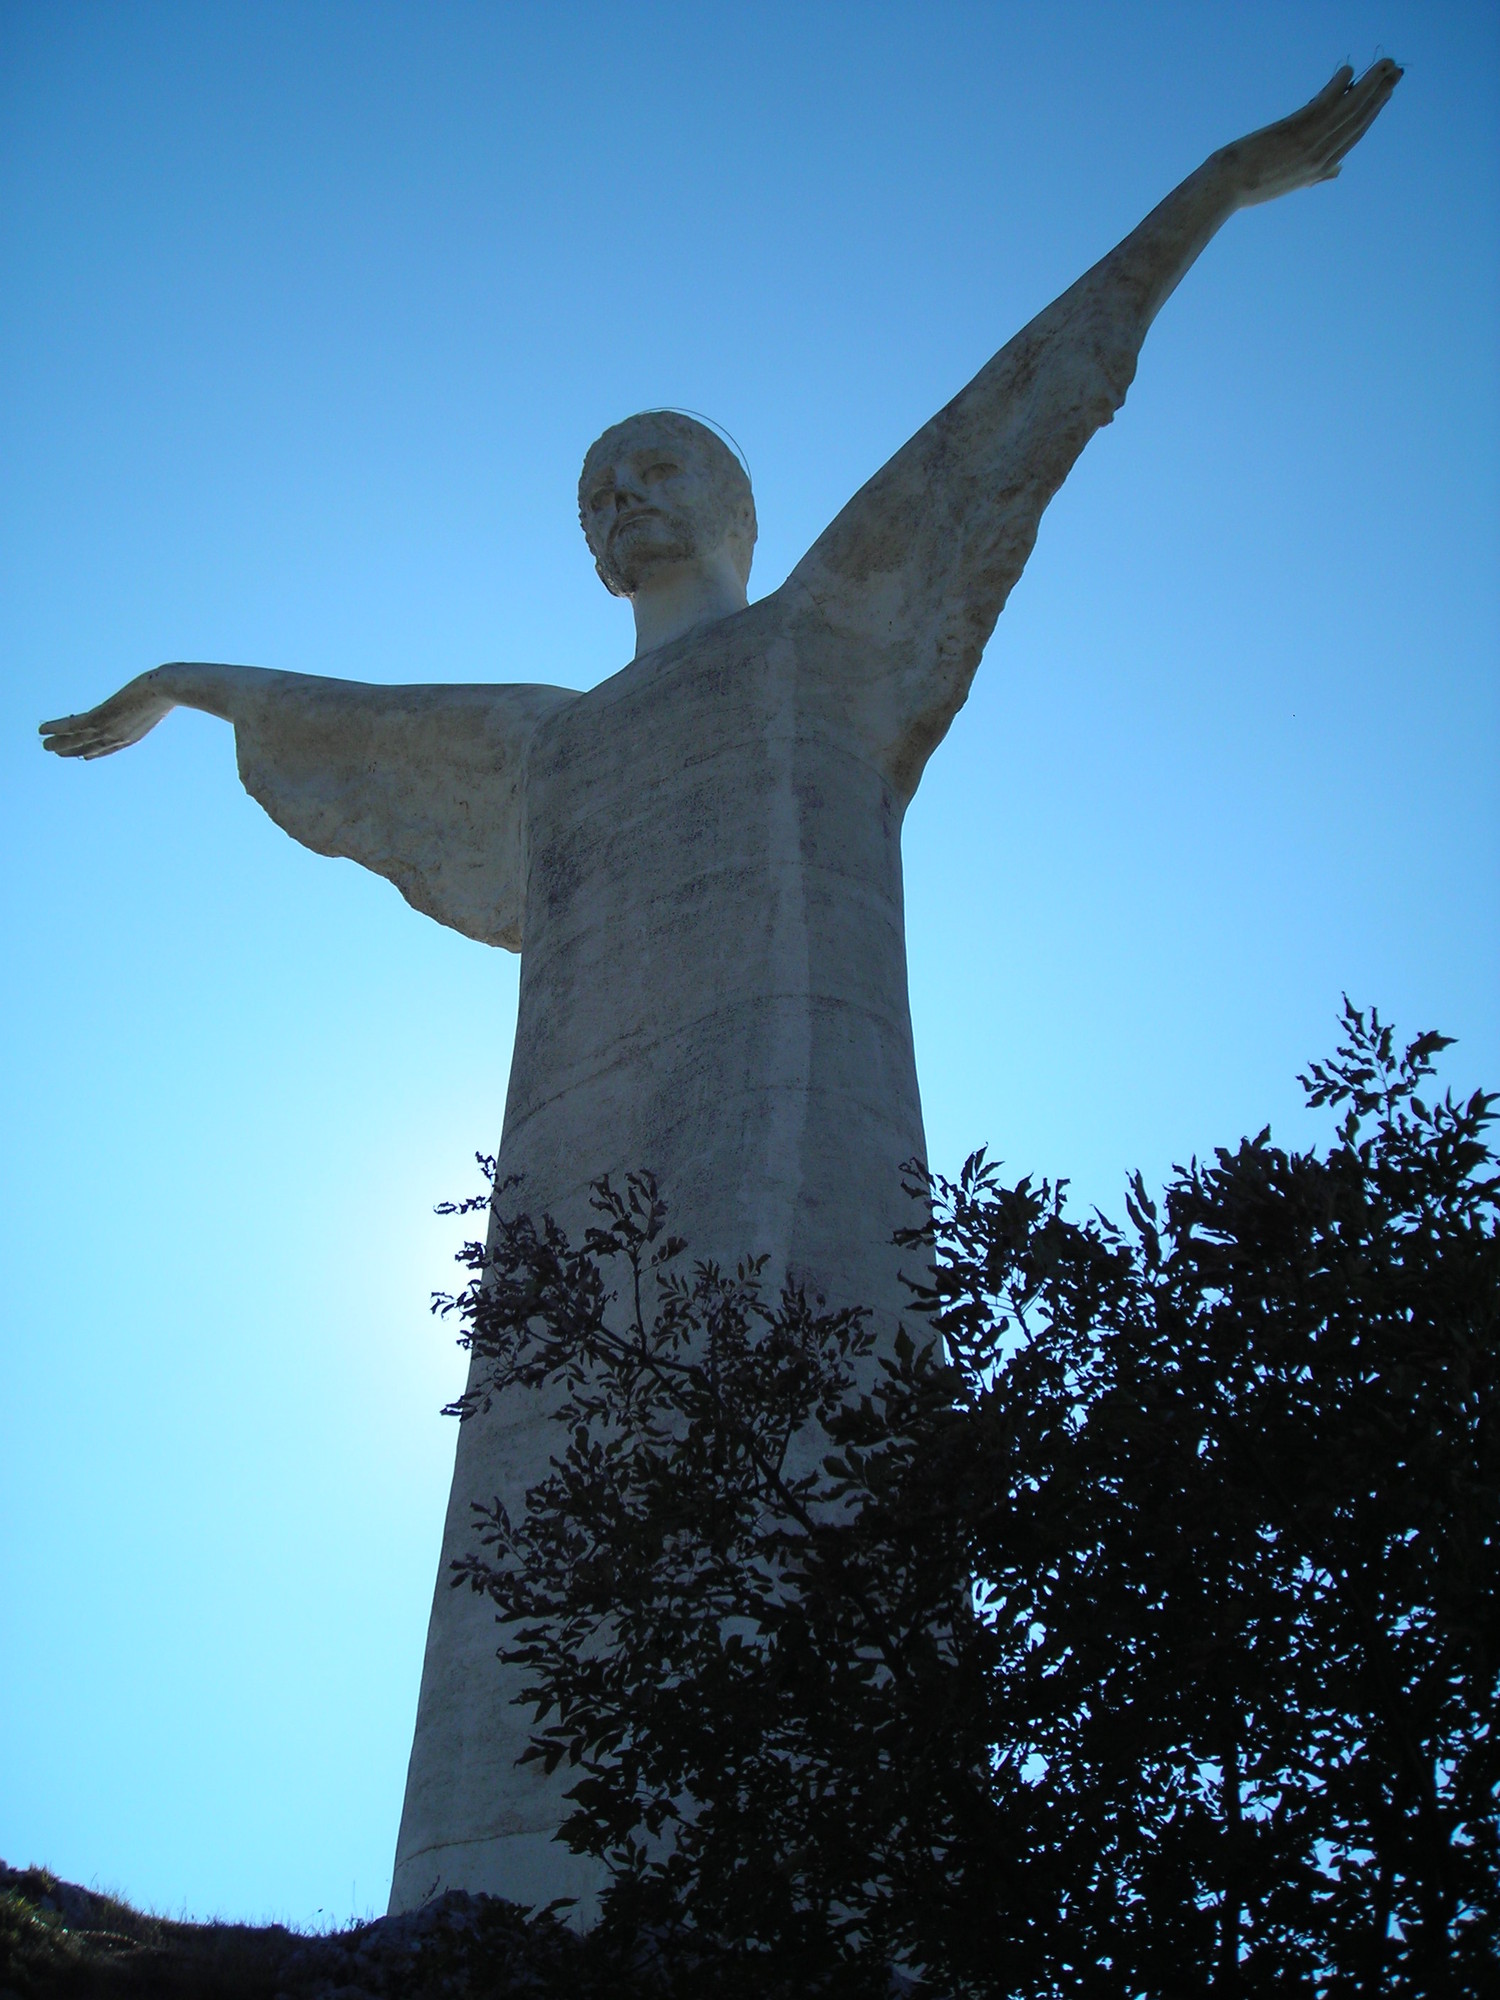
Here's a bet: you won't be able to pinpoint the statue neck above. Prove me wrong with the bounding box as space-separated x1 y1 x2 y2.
629 552 748 660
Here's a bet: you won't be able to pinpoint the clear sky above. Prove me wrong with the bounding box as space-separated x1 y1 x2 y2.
2 0 1495 1929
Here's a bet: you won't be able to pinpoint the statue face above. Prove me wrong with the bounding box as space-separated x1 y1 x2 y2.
582 439 701 593
580 420 755 598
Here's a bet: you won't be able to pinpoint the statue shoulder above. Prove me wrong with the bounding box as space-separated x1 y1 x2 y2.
300 675 579 734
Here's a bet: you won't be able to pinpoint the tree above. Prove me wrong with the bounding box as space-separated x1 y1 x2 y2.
441 1006 1498 1996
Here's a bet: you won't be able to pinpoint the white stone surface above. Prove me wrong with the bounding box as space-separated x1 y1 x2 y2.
38 64 1400 1921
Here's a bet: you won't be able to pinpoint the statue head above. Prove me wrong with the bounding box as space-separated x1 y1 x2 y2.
578 412 757 600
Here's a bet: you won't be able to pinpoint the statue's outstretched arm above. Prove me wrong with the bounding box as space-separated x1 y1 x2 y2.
788 61 1401 803
41 663 578 950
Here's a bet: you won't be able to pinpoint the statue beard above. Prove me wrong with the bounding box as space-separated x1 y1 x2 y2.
594 508 699 597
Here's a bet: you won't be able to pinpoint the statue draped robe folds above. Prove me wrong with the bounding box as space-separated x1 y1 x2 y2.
233 676 576 950
214 264 1148 1915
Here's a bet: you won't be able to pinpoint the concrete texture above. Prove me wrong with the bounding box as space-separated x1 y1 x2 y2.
38 63 1401 1922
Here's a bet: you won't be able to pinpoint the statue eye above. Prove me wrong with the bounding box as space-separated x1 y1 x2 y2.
642 462 678 484
589 488 612 512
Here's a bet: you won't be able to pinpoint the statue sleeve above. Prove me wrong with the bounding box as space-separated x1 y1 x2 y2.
786 267 1145 803
230 675 579 950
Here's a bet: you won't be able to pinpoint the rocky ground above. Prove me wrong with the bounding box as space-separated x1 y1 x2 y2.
0 1862 618 1998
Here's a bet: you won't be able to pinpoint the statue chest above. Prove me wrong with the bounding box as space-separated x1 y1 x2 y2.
493 603 920 1258
517 609 902 1030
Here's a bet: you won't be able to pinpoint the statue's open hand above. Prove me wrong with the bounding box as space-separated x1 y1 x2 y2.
39 671 177 759
1225 60 1402 209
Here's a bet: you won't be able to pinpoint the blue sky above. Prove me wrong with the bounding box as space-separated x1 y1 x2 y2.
2 0 1495 1928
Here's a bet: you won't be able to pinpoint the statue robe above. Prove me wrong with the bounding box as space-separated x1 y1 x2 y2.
228 258 1146 1914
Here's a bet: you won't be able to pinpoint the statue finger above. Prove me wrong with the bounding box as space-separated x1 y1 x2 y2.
1347 59 1402 114
1317 84 1400 167
1340 61 1402 131
1308 64 1356 114
1306 69 1400 155
1305 61 1394 148
52 719 122 754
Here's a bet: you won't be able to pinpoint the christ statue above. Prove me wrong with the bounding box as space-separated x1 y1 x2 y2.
41 64 1401 1917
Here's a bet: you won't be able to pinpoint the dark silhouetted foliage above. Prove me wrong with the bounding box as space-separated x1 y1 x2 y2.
442 1006 1499 1997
